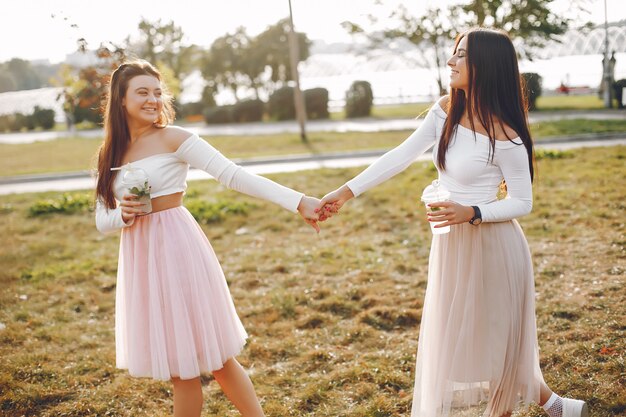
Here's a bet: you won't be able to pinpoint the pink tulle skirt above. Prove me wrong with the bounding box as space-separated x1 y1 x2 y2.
411 220 545 417
115 206 248 381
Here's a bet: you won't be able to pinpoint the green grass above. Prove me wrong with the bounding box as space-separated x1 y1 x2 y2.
2 119 626 178
0 146 624 416
535 94 608 111
330 103 433 120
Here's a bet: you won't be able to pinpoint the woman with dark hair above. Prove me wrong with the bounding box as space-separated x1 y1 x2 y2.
318 28 588 417
95 59 321 417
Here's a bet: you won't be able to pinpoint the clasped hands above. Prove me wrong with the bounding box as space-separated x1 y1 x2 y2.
297 185 476 232
296 185 355 233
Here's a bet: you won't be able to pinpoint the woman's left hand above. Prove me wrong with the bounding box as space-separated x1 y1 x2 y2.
297 195 323 233
427 201 475 228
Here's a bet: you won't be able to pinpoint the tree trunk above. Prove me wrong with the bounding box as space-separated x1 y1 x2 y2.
433 42 447 96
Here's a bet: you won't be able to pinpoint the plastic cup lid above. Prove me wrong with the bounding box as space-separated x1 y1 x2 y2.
421 179 451 202
122 164 149 183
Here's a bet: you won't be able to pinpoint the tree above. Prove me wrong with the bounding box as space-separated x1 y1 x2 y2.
201 27 252 103
58 41 126 128
0 73 16 93
200 19 311 104
344 0 580 96
254 18 311 91
0 58 42 92
132 18 199 81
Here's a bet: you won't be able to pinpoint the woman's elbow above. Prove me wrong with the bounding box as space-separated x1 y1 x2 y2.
521 199 533 216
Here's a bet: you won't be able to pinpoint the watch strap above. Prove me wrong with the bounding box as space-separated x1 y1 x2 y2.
470 205 482 225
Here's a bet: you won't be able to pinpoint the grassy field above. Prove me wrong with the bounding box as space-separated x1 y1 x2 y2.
535 95 608 111
330 103 434 120
1 119 626 178
0 145 624 416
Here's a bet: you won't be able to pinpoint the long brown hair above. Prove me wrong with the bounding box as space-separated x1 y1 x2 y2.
437 28 535 181
95 60 175 209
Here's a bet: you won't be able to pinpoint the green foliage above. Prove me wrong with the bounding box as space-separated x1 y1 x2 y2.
233 99 264 123
128 181 151 198
176 88 219 119
0 72 16 92
133 18 197 80
535 149 573 160
268 86 295 121
202 27 255 102
185 199 252 224
32 106 56 130
201 19 311 101
304 88 329 120
344 1 576 94
461 1 569 47
203 105 234 124
59 44 126 129
9 113 27 132
24 114 37 131
0 107 56 132
613 79 626 109
0 58 42 93
28 193 93 216
522 72 543 111
254 18 311 85
345 81 374 118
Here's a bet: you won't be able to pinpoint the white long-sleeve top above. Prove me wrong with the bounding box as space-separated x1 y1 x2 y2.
95 134 304 234
345 101 533 223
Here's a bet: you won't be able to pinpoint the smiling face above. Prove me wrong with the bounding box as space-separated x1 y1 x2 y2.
122 75 163 126
447 36 469 92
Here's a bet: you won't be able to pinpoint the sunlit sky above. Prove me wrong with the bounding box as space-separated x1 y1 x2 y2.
1 0 623 64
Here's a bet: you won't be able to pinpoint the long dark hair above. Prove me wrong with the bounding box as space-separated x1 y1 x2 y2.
95 60 175 209
437 28 535 181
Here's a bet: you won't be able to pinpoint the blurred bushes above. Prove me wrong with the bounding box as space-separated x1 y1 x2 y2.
613 79 626 109
204 105 234 124
345 81 373 118
233 99 264 123
29 193 92 216
186 199 253 224
0 106 56 132
195 86 332 124
304 88 329 120
268 86 295 121
32 106 55 130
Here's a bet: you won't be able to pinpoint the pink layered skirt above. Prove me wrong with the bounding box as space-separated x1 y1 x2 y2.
411 220 544 417
115 207 248 381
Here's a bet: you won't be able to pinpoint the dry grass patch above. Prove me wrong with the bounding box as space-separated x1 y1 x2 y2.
0 146 624 416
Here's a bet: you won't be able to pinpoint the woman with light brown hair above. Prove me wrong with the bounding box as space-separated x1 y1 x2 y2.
95 59 321 416
319 28 588 417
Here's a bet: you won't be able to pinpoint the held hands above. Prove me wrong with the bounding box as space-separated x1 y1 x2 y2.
297 196 324 233
299 186 474 231
426 201 474 228
297 186 355 232
316 185 355 221
120 194 144 224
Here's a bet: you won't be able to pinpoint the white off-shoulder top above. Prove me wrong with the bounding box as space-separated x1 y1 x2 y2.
95 134 304 234
345 101 533 223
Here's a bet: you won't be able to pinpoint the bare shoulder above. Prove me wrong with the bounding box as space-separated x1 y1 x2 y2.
495 124 520 141
160 126 196 150
436 95 449 114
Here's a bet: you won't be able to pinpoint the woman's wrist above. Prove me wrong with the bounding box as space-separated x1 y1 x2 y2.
340 185 355 201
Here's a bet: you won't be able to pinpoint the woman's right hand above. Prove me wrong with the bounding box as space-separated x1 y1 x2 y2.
317 185 355 221
120 194 145 224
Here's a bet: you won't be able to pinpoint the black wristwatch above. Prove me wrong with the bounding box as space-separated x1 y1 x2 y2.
469 206 482 225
